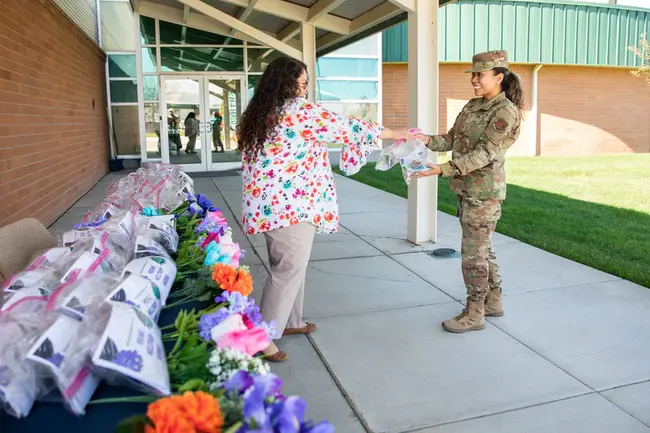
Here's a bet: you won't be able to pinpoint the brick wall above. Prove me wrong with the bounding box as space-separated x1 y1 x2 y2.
538 65 650 155
382 63 650 156
0 0 109 228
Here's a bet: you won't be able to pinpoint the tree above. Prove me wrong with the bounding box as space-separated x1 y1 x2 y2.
629 33 650 83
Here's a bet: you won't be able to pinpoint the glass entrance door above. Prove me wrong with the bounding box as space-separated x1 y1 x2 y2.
205 76 245 171
160 75 245 172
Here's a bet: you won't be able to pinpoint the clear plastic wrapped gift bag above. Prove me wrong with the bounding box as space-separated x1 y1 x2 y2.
376 128 432 184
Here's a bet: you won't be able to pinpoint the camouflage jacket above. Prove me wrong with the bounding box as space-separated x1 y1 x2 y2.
427 92 521 200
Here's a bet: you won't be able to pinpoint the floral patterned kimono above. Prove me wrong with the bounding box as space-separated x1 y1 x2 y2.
241 97 383 236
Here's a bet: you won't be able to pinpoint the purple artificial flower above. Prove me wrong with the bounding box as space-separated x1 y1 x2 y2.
224 370 254 394
195 218 216 234
242 381 272 431
113 350 144 372
300 421 335 433
209 291 277 340
196 193 213 211
188 202 204 217
252 373 284 400
259 320 280 340
198 308 230 341
73 216 109 230
270 396 307 433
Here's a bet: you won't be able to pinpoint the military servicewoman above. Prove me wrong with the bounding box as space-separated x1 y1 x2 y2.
413 50 524 333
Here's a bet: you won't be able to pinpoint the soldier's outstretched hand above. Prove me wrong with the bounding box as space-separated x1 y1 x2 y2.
411 161 442 178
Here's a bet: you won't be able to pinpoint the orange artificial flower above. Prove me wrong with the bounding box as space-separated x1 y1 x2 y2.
212 263 253 297
145 391 224 433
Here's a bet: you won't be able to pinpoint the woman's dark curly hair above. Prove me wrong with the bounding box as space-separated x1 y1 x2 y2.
237 56 307 160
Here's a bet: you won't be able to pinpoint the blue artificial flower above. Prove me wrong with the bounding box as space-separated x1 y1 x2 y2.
142 206 160 217
203 241 233 267
195 193 213 212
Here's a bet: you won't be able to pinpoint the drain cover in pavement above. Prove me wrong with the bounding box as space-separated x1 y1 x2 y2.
427 248 460 259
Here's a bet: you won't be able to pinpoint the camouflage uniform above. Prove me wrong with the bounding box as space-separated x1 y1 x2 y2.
426 51 521 332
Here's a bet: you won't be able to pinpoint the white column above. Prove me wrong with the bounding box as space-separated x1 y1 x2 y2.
407 0 439 244
223 89 231 149
531 64 543 156
301 22 317 102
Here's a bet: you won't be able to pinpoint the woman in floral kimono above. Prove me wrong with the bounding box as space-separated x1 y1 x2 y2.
237 56 407 361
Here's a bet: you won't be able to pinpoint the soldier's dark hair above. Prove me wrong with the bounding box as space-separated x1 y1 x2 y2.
494 67 525 119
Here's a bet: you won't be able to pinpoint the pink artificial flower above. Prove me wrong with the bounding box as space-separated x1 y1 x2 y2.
201 232 219 249
207 210 228 227
218 241 241 268
218 328 270 356
210 314 247 343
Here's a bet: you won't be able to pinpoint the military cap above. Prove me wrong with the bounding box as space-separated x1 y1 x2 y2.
465 50 509 73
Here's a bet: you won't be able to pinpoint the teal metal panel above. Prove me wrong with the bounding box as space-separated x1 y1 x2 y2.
381 0 650 67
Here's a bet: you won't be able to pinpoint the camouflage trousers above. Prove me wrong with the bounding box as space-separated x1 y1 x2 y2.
457 196 503 301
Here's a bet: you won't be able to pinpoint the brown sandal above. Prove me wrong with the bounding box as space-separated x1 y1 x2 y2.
282 322 317 336
264 350 289 362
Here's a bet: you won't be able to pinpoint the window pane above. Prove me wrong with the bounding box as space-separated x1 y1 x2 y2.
160 47 244 72
142 47 157 73
316 80 378 101
317 58 378 78
248 75 261 100
246 48 285 72
110 80 138 103
327 35 378 56
159 20 242 45
319 102 379 123
143 76 158 102
108 54 136 78
101 1 137 51
140 16 156 45
144 103 161 159
111 105 140 156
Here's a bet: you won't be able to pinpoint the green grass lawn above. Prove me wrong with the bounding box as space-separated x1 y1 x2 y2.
334 154 650 288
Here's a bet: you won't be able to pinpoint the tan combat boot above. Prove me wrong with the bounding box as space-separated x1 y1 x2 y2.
442 298 485 333
485 288 504 317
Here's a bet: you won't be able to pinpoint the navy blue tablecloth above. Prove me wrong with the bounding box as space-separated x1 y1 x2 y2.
1 298 207 433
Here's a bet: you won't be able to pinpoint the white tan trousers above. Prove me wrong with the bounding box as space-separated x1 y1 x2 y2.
260 222 316 338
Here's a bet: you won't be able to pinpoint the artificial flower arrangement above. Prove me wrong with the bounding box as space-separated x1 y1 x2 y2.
0 163 333 433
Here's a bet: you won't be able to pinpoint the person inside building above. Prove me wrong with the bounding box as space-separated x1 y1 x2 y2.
168 109 181 152
412 50 524 334
212 110 225 153
184 112 200 155
237 56 409 362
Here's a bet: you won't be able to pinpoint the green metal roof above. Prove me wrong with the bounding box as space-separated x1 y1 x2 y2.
382 0 650 67
317 0 457 57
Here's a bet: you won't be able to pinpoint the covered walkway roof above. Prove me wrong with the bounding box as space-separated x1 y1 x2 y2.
132 0 456 56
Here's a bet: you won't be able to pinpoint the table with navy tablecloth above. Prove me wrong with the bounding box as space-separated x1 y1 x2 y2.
0 299 206 433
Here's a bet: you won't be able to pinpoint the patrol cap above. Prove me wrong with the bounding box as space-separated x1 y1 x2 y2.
465 50 509 73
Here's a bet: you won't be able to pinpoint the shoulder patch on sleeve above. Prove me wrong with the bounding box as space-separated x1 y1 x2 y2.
493 118 508 133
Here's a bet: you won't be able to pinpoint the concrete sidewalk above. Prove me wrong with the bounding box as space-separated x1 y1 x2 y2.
51 172 650 433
